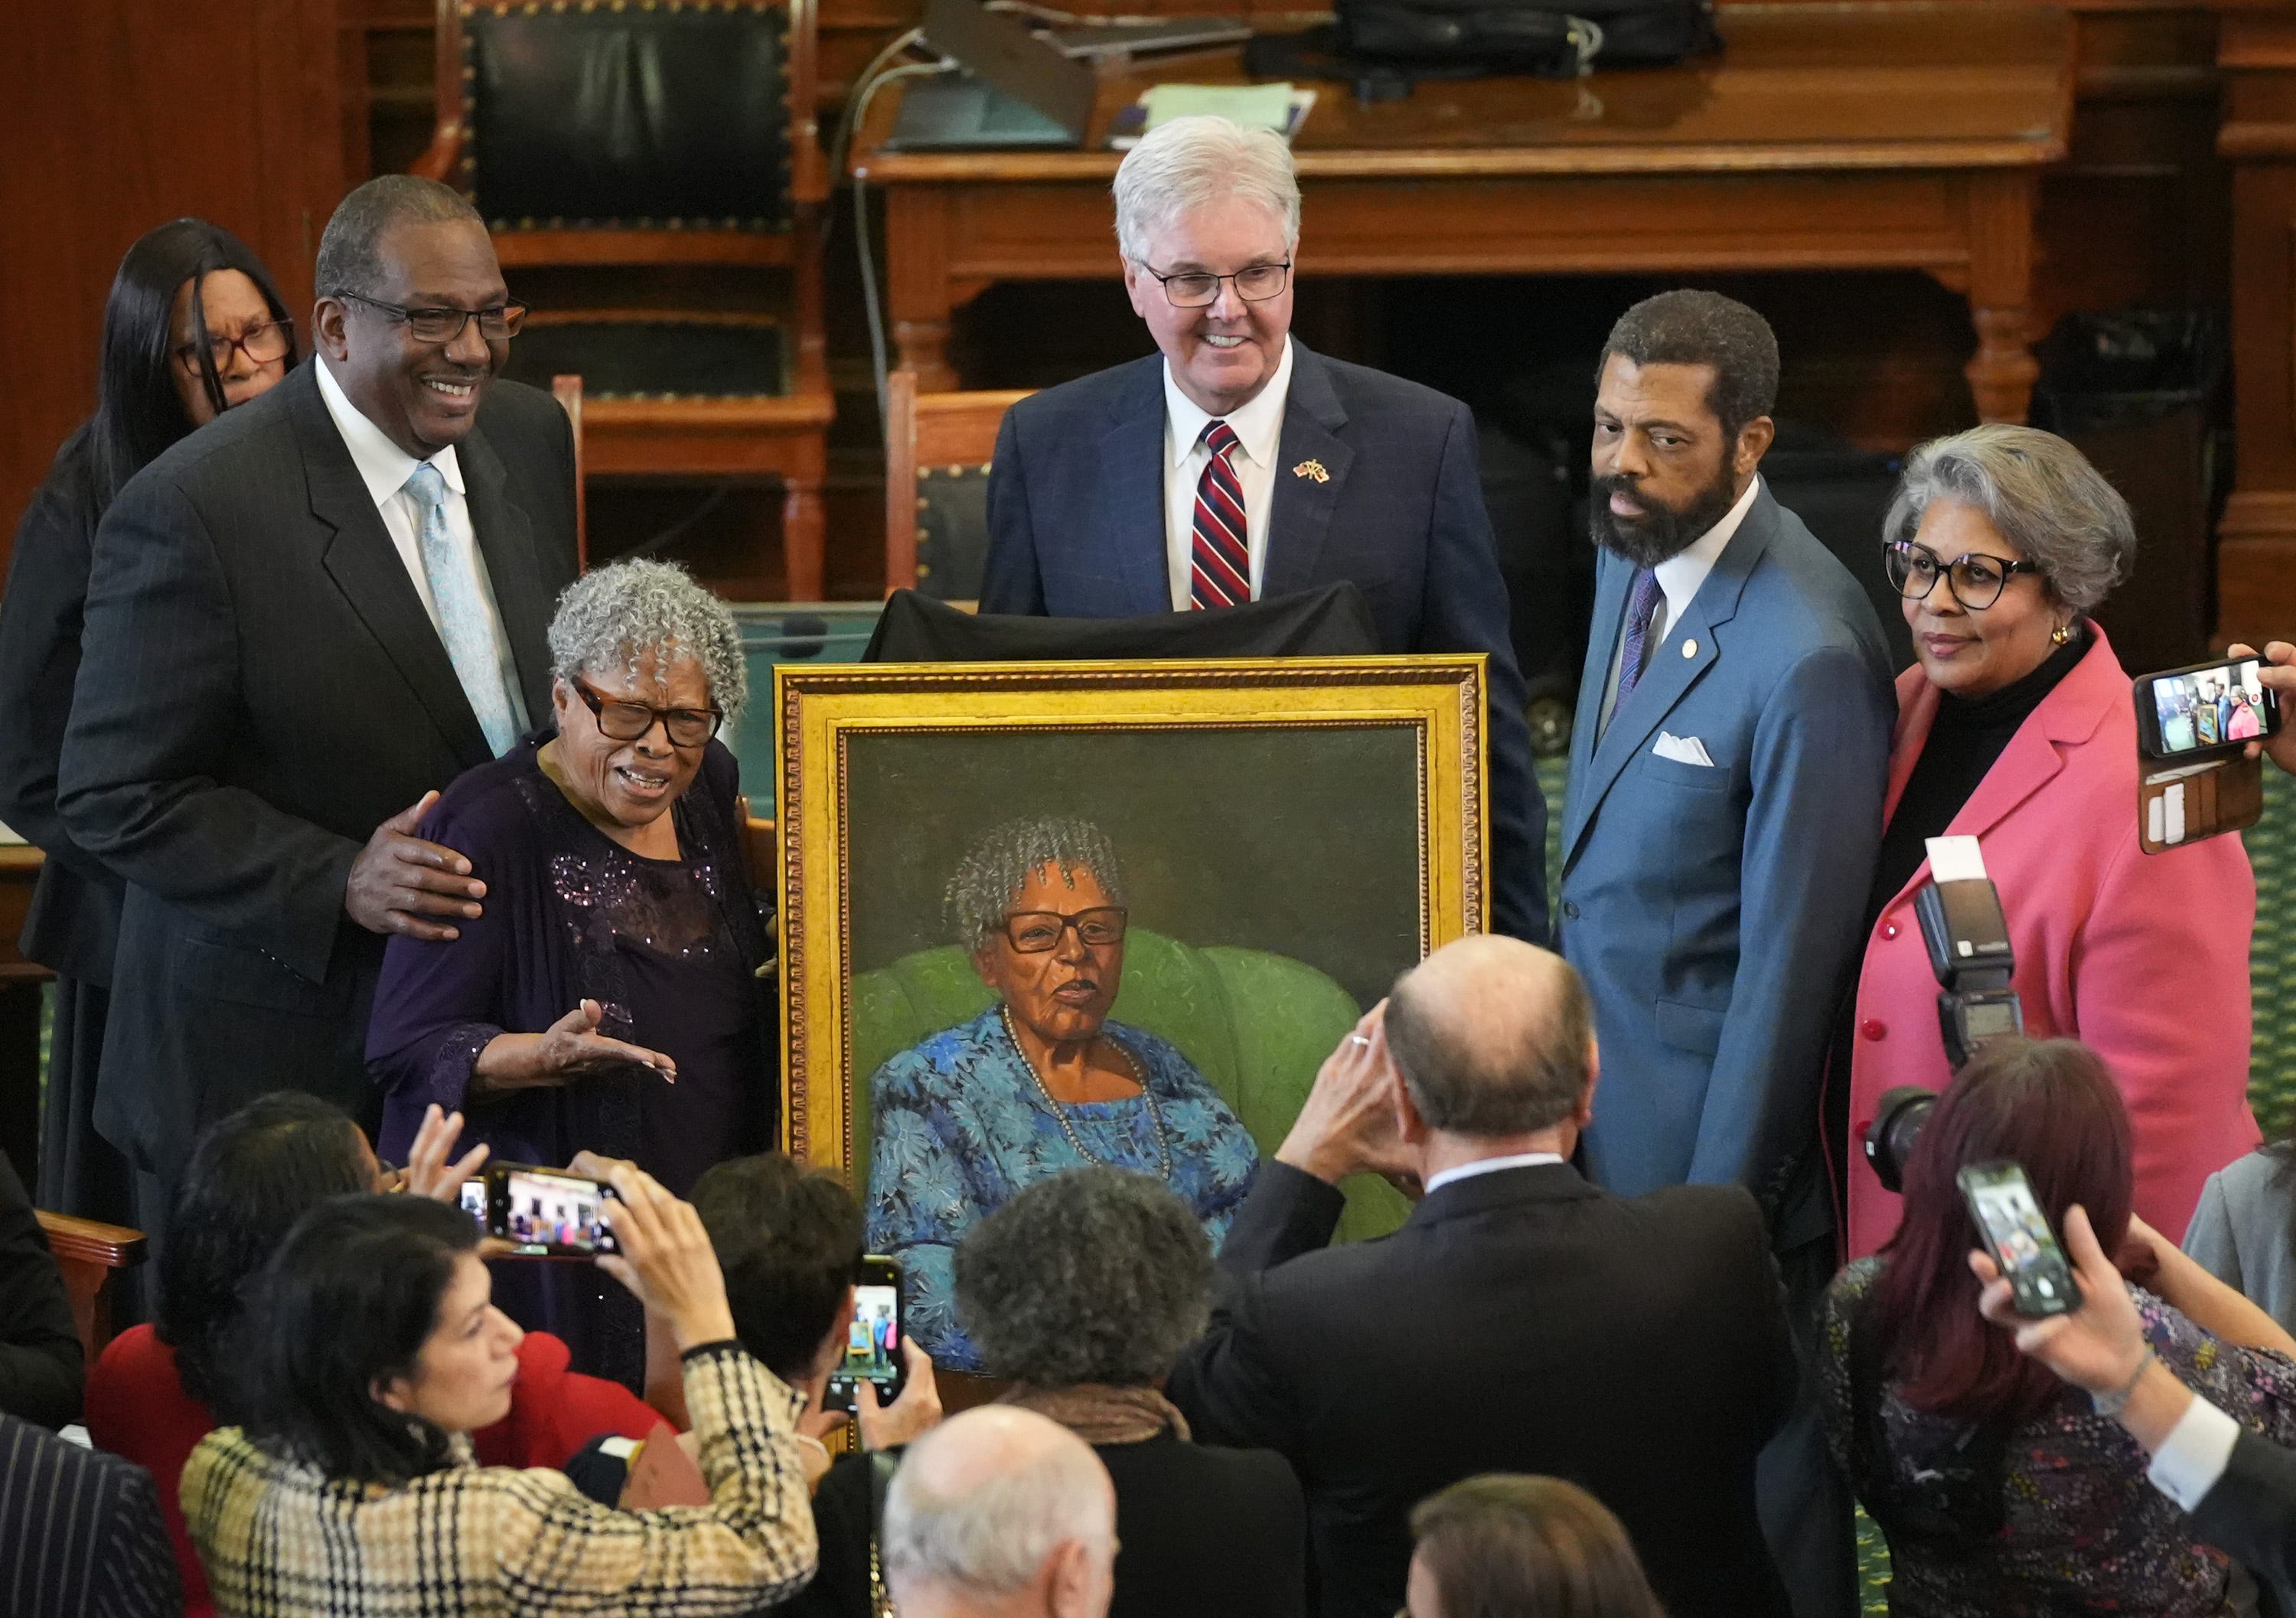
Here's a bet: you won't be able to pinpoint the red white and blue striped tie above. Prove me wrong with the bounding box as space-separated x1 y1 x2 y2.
1189 419 1251 609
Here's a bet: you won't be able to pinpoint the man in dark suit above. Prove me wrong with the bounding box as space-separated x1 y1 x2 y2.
0 1411 180 1616
1169 935 1796 1618
978 116 1546 942
57 176 577 1223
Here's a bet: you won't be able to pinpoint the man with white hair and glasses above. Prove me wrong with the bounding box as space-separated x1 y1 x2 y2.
979 115 1548 944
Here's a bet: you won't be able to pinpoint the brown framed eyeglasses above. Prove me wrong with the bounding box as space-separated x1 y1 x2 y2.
570 678 722 749
1000 907 1128 953
174 318 294 374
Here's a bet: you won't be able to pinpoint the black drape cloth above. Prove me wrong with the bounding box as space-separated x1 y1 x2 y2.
863 582 1381 663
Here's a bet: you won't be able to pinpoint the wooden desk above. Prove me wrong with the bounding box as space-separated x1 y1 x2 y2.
853 2 2075 422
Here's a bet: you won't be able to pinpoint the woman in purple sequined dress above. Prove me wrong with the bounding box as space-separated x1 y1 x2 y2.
366 558 773 1383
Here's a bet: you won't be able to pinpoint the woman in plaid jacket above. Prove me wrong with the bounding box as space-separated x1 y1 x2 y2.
183 1163 817 1616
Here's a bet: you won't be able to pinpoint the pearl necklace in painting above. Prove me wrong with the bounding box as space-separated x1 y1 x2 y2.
999 1003 1173 1181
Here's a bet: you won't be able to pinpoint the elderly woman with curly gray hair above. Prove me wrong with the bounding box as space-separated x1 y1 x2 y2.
1834 425 2258 1262
795 1167 1303 1618
866 817 1259 1371
367 558 772 1380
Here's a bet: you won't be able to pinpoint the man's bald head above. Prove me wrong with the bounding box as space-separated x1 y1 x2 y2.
1384 936 1594 1137
884 1406 1117 1615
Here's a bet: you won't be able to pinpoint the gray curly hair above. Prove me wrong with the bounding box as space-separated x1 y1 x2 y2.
1883 424 2134 615
546 558 748 723
954 1167 1213 1387
944 817 1126 951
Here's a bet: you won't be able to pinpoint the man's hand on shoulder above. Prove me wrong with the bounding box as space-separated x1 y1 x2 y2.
345 790 487 940
1276 1004 1417 1187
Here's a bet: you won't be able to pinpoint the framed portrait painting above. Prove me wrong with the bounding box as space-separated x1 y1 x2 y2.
777 656 1488 1368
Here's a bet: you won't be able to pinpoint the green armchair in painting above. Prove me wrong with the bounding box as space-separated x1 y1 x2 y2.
850 926 1413 1244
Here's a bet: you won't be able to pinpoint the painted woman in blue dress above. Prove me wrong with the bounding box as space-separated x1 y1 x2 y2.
866 817 1261 1368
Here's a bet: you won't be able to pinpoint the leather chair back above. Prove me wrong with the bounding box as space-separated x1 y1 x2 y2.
464 2 791 230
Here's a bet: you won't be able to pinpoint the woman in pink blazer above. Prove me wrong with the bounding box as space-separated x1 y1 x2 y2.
1833 426 2258 1260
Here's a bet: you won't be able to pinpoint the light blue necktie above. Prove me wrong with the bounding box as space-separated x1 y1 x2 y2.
403 463 520 756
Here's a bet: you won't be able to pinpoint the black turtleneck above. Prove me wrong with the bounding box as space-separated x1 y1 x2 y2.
1865 621 2090 927
1823 622 2090 1215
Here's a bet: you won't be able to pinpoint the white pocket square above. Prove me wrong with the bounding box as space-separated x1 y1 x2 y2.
1653 732 1715 767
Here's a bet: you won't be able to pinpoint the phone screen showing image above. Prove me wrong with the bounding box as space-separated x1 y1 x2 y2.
2146 656 2281 755
827 1260 905 1408
1959 1163 2076 1316
458 1179 487 1225
496 1166 618 1255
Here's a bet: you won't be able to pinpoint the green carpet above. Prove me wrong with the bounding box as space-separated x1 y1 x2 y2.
1536 757 2296 1609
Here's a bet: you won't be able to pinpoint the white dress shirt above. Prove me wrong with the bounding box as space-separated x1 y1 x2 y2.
315 357 529 730
1597 472 1763 735
1421 1150 1567 1198
1162 338 1295 611
2146 1389 2243 1510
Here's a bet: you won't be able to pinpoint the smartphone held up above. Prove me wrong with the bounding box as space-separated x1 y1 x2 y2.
825 1255 907 1411
470 1163 620 1258
1958 1160 2076 1317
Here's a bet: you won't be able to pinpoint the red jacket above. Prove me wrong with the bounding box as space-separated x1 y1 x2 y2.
1838 627 2259 1259
84 1323 662 1616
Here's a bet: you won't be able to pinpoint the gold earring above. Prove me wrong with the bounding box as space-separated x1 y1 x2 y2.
2050 623 2072 645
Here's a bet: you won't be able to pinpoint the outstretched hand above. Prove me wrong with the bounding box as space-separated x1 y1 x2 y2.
398 1104 490 1200
1276 1003 1415 1187
345 791 486 940
1971 1203 2147 1395
473 1000 679 1095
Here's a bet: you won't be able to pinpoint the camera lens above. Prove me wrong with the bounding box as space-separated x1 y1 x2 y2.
1863 1086 1937 1196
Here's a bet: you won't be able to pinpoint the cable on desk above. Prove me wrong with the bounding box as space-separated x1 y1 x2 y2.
849 56 958 438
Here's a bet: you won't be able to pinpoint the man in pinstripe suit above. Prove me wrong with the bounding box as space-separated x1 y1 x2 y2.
57 177 577 1241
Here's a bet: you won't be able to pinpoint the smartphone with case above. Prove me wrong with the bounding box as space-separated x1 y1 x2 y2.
2135 653 2281 760
486 1163 619 1258
1957 1160 2076 1317
824 1256 906 1411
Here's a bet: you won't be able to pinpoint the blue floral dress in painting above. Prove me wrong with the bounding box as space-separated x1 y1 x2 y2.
866 1006 1261 1369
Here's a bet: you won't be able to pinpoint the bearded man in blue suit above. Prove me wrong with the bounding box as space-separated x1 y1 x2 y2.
978 115 1547 942
1558 289 1893 1618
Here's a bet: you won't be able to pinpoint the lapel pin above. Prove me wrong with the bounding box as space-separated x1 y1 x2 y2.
1292 458 1329 483
1681 638 1699 658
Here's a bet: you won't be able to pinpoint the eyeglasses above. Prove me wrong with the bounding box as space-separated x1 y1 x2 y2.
174 318 294 375
1134 259 1292 308
1000 907 1128 953
336 290 530 345
1883 538 2043 612
570 677 722 749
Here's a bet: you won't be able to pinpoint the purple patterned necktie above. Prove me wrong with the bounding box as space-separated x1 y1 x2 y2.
1615 567 1665 706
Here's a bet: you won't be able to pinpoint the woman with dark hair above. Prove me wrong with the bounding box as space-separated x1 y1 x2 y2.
1404 1475 1667 1618
82 1094 655 1618
1821 1038 2296 1616
182 1172 819 1617
0 218 296 1233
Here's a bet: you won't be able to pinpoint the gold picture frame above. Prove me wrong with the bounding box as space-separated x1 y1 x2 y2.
778 654 1489 1186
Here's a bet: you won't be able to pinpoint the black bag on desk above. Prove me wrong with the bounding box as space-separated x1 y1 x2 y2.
1331 0 1718 73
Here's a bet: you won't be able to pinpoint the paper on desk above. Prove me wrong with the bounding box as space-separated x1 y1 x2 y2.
1142 82 1296 133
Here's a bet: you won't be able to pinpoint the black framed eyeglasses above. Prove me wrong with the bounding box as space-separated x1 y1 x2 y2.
173 318 294 374
1883 538 2043 612
1134 259 1291 308
571 677 722 749
336 290 530 345
1000 907 1128 954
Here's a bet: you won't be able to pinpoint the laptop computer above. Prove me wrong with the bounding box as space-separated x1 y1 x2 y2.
886 0 1097 151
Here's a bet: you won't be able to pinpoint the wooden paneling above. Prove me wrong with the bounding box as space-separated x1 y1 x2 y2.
0 0 345 576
